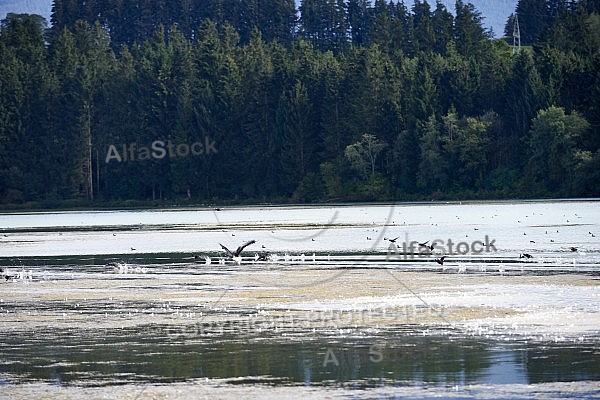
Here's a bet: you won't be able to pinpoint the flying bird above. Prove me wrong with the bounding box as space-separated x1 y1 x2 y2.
435 256 446 265
520 253 533 259
384 236 400 243
419 241 434 251
220 240 256 258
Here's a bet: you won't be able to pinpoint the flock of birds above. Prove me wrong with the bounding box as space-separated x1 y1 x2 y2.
202 218 595 273
198 236 448 266
2 211 595 278
384 237 447 265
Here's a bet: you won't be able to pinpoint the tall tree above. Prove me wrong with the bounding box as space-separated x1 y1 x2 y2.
299 0 348 52
345 133 387 179
347 0 371 46
417 114 448 190
410 0 435 54
504 51 546 165
526 106 591 195
0 14 52 201
514 0 550 45
431 1 453 55
454 0 489 57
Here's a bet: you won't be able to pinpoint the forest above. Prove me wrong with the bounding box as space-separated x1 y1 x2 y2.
0 0 599 208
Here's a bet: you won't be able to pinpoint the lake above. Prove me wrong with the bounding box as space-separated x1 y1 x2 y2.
1 200 599 399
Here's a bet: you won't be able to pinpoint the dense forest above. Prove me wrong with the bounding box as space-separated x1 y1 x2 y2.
0 0 599 207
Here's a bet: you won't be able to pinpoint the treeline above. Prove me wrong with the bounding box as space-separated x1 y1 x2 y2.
0 0 599 207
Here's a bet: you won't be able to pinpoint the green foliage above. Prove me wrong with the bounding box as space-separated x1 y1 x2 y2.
0 1 599 207
417 115 447 191
525 106 592 196
344 133 387 179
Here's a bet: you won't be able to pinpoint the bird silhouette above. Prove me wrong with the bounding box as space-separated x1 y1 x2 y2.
254 253 269 262
1 268 14 281
419 241 434 251
570 247 578 252
220 240 256 258
520 253 533 259
435 256 446 265
384 236 400 243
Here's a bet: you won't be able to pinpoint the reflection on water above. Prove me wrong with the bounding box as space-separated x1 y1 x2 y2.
2 326 599 387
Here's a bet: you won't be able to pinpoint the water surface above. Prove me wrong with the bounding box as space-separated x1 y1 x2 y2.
1 200 599 398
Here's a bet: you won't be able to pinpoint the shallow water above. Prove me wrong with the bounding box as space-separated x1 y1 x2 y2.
1 200 599 398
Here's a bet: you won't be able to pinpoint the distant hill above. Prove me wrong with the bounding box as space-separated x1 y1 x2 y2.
0 0 515 38
0 0 52 23
440 0 516 37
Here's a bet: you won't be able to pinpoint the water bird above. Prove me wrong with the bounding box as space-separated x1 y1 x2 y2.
1 268 14 281
419 241 434 251
15 269 32 281
435 256 446 265
220 240 256 258
570 247 578 252
520 253 533 259
384 236 400 243
254 253 269 261
106 261 129 273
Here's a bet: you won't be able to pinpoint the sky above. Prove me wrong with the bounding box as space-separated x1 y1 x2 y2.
0 0 52 23
0 0 517 38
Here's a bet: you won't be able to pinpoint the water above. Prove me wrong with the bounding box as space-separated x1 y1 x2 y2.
1 200 599 399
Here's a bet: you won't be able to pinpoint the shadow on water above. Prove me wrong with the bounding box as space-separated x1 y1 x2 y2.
1 326 599 388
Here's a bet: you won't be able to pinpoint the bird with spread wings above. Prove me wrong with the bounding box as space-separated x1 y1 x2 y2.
219 240 256 259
